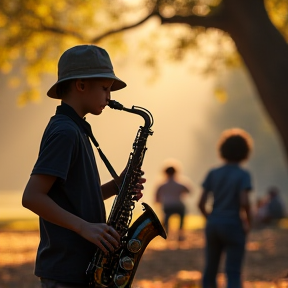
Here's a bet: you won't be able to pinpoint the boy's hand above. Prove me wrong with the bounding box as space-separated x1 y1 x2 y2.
132 175 146 201
80 222 120 254
119 169 146 201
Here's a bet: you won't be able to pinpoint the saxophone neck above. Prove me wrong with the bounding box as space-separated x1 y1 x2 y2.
108 100 154 130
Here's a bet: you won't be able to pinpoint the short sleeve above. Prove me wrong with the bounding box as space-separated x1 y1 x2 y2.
202 170 213 191
240 171 252 192
32 129 77 180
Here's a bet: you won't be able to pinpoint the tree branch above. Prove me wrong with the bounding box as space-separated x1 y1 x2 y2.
39 24 85 41
37 2 161 44
89 10 159 43
88 0 161 43
156 2 229 31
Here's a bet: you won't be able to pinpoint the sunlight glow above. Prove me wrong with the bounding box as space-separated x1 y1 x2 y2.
159 5 176 18
192 5 210 16
214 87 228 103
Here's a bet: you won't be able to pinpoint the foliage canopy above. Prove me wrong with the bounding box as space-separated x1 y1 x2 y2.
1 0 288 105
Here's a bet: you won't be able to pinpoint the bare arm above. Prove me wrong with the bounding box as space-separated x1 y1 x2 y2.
155 190 160 203
240 189 252 234
101 179 120 200
102 170 146 200
22 174 120 254
198 189 210 219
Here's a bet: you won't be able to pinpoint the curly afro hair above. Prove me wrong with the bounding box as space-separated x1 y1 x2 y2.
218 128 253 163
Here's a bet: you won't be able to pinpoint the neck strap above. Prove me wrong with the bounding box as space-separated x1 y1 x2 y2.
56 103 120 183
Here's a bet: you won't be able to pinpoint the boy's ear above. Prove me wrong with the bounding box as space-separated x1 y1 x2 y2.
75 79 85 91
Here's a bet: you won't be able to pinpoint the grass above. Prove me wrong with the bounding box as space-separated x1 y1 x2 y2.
0 214 206 231
1 213 288 234
0 218 39 231
1 216 288 288
1 192 288 287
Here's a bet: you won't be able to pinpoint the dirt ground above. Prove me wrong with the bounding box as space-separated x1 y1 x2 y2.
1 226 288 288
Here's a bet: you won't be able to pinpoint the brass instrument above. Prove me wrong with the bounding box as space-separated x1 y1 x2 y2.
86 100 167 288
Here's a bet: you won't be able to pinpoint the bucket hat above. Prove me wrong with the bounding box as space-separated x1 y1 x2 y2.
47 45 126 98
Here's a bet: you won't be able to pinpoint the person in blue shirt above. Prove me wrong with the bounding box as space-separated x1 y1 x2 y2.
264 186 286 223
198 128 253 288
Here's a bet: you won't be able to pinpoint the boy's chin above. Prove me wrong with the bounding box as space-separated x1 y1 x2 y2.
91 110 103 116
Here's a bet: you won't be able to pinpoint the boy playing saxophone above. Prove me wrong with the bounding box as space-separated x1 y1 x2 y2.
22 45 145 288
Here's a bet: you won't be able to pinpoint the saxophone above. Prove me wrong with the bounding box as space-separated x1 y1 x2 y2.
86 100 167 288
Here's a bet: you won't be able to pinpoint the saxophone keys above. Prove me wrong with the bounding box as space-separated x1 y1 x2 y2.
114 274 129 287
119 256 134 271
127 239 141 253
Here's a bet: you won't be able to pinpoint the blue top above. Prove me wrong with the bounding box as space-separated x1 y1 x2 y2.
32 103 106 284
202 163 252 219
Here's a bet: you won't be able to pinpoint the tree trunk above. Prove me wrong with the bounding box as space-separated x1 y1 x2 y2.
159 0 288 161
221 0 288 162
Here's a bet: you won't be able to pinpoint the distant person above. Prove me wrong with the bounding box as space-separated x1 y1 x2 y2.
265 186 286 223
155 165 191 241
198 128 253 288
253 196 269 226
253 187 286 226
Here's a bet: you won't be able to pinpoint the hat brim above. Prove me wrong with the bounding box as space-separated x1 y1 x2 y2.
47 74 127 99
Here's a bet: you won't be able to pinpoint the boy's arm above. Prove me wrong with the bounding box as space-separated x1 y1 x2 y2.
101 172 146 200
240 189 252 234
22 174 120 254
198 189 210 219
155 188 161 203
101 180 120 200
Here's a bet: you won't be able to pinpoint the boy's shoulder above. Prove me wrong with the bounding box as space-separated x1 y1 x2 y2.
209 163 249 174
220 164 251 178
50 114 79 129
45 114 83 140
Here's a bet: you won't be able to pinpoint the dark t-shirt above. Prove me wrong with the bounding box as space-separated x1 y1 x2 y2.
32 103 106 284
202 163 252 219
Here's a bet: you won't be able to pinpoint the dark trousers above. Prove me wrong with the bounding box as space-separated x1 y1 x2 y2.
203 218 246 288
163 203 185 234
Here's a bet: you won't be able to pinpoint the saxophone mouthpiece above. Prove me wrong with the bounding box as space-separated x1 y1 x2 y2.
108 100 124 111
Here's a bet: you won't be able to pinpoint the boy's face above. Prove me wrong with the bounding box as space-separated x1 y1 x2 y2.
82 78 114 115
